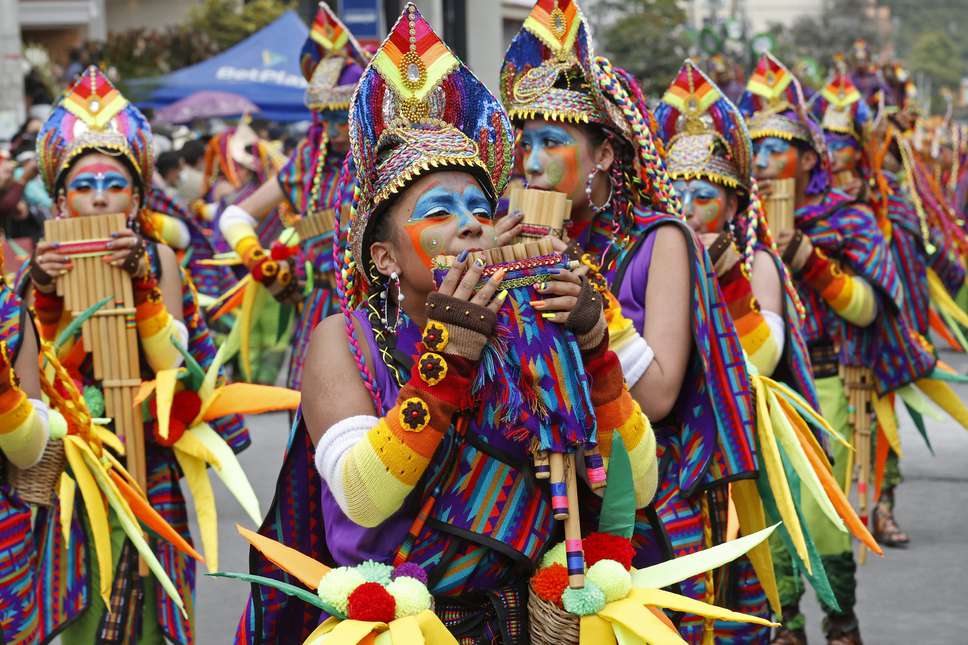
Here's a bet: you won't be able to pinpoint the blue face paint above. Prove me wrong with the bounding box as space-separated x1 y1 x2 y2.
409 184 493 226
827 139 858 153
67 171 130 195
753 137 792 167
520 124 577 176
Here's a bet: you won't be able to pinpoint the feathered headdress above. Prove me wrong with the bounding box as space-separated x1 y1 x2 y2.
343 2 513 291
655 59 752 193
37 66 153 200
300 2 369 112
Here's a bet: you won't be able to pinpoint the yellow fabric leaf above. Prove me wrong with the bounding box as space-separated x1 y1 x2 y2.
872 394 902 456
64 436 112 605
201 383 300 421
754 383 809 570
730 479 780 615
134 380 156 406
928 268 968 327
94 425 125 456
324 620 384 644
154 369 179 441
630 588 778 627
236 524 329 590
239 280 260 382
190 423 260 524
173 449 218 572
916 378 968 431
413 609 459 644
388 616 424 644
173 430 221 468
599 598 683 645
58 472 76 544
579 614 618 645
303 617 341 645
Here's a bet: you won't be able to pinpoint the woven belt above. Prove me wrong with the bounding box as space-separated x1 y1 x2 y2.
808 341 839 379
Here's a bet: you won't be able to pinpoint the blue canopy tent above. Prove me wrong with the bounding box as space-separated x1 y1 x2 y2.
134 11 311 122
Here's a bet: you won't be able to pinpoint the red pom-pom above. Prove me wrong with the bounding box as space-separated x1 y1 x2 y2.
270 241 291 261
346 582 396 623
531 563 569 605
152 417 186 447
582 532 635 570
171 391 202 425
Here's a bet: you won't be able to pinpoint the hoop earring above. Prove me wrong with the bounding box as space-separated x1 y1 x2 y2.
585 163 613 214
383 271 404 331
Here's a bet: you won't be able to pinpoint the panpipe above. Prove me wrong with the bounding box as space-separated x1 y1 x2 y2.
44 213 146 497
507 186 571 242
290 207 336 243
763 177 796 236
840 364 874 564
433 200 601 589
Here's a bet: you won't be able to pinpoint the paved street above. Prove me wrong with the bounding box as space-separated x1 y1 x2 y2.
188 352 968 644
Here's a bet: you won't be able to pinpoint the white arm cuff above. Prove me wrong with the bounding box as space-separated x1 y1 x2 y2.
219 204 258 248
615 333 654 389
314 415 378 515
1 399 51 469
762 309 786 357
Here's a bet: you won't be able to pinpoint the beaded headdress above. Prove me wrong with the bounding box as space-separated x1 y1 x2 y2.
37 66 153 199
655 59 751 192
739 53 820 148
500 0 629 140
301 2 369 112
809 62 872 142
346 2 513 267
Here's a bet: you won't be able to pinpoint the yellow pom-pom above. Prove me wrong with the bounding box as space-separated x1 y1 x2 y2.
386 576 433 619
317 566 365 618
586 559 631 603
540 542 567 569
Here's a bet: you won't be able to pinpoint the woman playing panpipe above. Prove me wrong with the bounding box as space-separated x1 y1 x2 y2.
235 6 658 643
501 1 765 642
29 66 252 645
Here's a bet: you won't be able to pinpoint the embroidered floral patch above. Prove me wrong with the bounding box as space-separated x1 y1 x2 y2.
399 397 430 432
422 321 448 352
418 352 447 386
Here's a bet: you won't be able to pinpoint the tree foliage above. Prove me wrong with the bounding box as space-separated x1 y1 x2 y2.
590 0 691 97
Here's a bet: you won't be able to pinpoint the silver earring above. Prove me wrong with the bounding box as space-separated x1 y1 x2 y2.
383 271 404 331
585 163 614 214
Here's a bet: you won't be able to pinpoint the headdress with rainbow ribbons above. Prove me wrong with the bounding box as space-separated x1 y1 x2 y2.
37 66 153 201
344 2 513 281
500 0 681 225
654 59 752 194
300 1 369 112
809 60 872 143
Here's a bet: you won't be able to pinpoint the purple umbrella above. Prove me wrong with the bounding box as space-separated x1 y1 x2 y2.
154 91 259 124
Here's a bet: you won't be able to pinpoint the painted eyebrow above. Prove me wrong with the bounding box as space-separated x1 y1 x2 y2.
524 126 574 142
412 188 461 214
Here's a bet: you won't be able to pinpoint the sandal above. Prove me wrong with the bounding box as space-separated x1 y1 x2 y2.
872 499 910 548
772 605 807 645
824 611 863 645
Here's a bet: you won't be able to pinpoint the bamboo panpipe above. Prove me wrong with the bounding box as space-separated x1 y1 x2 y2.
563 454 586 588
832 170 858 190
840 364 874 563
507 186 571 242
432 236 558 269
291 207 336 241
44 213 147 511
763 178 796 236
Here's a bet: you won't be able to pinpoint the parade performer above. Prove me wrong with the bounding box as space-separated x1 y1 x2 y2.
237 5 659 643
217 1 367 390
655 59 885 634
30 66 260 645
501 3 775 641
740 53 903 645
851 74 968 549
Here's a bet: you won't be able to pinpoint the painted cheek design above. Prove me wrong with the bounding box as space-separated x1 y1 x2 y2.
404 218 452 269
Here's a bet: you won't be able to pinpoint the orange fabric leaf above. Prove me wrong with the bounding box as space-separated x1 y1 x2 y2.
203 384 300 419
236 524 330 589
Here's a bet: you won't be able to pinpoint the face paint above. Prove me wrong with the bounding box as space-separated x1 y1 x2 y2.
403 183 494 267
752 137 799 180
674 179 730 233
520 124 582 196
826 135 860 173
65 161 133 216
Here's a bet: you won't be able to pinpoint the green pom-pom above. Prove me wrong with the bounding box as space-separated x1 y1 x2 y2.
586 559 631 603
540 542 567 569
317 566 365 619
83 385 104 417
386 576 433 619
355 560 393 584
48 409 68 440
562 581 606 616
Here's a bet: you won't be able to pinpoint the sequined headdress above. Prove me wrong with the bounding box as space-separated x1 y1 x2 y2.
37 66 153 199
809 63 872 142
500 0 629 140
655 60 752 192
345 2 513 275
739 53 821 149
301 2 369 112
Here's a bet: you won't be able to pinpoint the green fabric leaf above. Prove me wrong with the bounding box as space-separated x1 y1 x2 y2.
598 433 635 539
171 337 206 391
903 402 934 455
207 571 334 613
928 367 968 383
54 295 112 351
